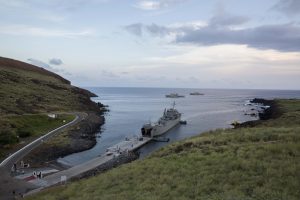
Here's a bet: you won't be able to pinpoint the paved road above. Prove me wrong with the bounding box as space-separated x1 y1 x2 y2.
0 113 85 171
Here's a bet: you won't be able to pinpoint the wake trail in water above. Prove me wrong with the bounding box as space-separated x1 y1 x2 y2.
183 108 242 120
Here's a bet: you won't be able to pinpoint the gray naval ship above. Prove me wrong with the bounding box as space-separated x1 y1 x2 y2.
141 102 181 137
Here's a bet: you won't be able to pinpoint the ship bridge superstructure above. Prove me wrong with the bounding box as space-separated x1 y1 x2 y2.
141 102 181 138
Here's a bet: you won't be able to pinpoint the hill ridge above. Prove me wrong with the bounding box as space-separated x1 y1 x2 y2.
0 57 70 84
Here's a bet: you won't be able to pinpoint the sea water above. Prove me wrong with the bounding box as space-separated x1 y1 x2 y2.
58 88 300 166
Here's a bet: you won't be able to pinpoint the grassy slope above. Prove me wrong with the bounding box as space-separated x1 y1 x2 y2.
0 58 98 115
28 99 300 200
0 114 75 159
7 114 75 138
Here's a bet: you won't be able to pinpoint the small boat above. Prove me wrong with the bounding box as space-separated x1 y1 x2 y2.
190 92 204 95
165 93 185 98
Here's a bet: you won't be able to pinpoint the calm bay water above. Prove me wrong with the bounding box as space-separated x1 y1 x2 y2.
58 88 300 166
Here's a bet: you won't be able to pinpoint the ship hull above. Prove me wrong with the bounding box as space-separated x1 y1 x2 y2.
151 117 180 137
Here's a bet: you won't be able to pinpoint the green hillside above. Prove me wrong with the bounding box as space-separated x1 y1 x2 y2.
0 57 101 158
0 57 99 115
28 99 300 200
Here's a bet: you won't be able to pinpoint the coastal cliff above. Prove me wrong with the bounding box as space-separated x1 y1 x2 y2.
0 57 105 164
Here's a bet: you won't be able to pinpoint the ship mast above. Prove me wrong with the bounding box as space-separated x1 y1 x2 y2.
172 101 176 109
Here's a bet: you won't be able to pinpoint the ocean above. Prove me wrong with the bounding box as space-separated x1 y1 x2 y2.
58 88 300 166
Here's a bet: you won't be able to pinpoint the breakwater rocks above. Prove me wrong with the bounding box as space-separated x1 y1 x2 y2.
71 152 139 181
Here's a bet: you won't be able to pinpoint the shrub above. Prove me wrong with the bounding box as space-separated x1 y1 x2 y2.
0 128 18 145
17 130 32 138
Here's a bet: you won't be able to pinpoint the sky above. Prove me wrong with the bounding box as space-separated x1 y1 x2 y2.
0 0 300 89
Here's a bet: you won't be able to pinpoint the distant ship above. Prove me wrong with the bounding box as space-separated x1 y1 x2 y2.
190 92 204 95
165 93 185 98
141 102 181 137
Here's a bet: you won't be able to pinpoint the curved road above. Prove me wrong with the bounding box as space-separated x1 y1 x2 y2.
0 112 86 171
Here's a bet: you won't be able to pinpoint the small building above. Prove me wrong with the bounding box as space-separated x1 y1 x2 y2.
48 113 57 119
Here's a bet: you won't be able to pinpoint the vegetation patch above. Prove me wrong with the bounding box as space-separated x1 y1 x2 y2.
0 57 100 115
8 114 75 138
23 113 104 167
0 114 75 160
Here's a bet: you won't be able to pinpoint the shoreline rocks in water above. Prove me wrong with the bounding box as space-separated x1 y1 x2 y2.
97 102 109 112
236 98 279 128
250 98 280 120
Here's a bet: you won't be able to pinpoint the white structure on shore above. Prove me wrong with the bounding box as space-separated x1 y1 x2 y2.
47 114 57 119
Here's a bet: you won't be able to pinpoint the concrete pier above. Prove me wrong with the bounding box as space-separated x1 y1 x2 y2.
107 136 152 153
28 136 152 189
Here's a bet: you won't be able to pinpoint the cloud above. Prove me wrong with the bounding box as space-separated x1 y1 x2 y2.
0 0 110 11
124 23 143 36
146 23 170 36
27 58 71 75
124 22 197 37
49 58 63 65
122 45 300 89
124 23 168 37
134 0 188 10
0 25 94 38
27 58 52 69
125 9 250 38
176 23 300 52
40 14 67 22
272 0 300 16
101 70 119 78
135 1 162 10
209 9 249 27
125 9 300 52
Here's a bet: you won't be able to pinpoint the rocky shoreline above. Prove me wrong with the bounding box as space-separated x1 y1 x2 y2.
251 98 280 119
237 98 280 128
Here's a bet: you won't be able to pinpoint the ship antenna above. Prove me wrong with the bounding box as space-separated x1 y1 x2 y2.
172 101 176 109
